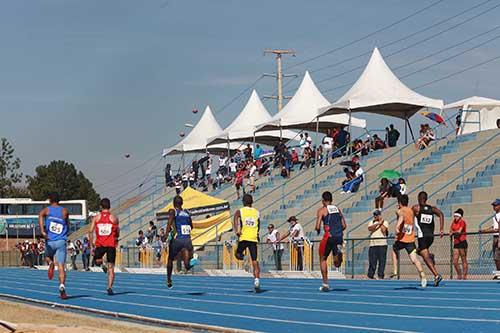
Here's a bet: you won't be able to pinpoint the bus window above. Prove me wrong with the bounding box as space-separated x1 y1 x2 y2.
6 204 22 215
25 204 47 215
65 204 83 215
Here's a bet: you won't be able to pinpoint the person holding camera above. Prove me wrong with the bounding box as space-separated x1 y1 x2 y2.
367 210 388 279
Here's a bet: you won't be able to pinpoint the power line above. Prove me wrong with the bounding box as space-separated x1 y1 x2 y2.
213 75 264 115
285 0 445 70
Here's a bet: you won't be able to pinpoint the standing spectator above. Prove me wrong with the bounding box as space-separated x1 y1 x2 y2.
235 165 246 199
174 175 182 195
164 163 173 187
188 169 195 186
450 209 468 280
266 224 284 271
291 148 299 165
181 172 189 189
81 237 91 271
218 153 228 175
479 198 500 278
152 235 164 266
367 210 389 279
67 240 78 271
205 159 212 182
384 127 390 146
247 160 257 193
228 158 237 176
234 149 244 165
159 228 167 244
336 127 350 155
375 178 390 211
244 144 253 160
388 124 400 147
37 239 45 266
198 153 210 179
254 144 263 159
192 160 199 183
279 216 305 271
136 230 147 262
455 112 462 135
298 134 306 156
147 220 158 242
305 132 312 148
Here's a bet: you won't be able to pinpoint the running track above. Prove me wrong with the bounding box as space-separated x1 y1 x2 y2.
0 268 499 333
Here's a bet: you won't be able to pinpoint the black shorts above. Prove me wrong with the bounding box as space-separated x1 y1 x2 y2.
94 247 117 264
393 241 416 254
417 235 434 251
168 238 193 260
454 240 468 249
235 241 258 261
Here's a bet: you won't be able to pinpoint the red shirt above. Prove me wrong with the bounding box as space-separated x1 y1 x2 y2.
451 218 467 244
95 211 119 247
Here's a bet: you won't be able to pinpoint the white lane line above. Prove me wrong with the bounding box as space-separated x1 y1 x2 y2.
0 284 417 333
2 278 500 325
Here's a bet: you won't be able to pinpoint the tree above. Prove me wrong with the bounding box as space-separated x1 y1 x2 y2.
27 160 101 211
0 138 23 197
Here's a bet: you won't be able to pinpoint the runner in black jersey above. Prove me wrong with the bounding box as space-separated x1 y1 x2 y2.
412 191 444 287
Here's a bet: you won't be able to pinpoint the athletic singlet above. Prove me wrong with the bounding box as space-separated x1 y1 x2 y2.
45 206 68 241
174 209 192 240
239 206 260 242
415 204 435 237
396 206 415 243
95 211 118 247
322 205 343 239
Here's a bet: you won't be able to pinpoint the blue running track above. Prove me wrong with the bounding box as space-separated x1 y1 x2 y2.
0 268 499 332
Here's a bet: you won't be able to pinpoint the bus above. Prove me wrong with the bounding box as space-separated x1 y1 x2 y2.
0 198 88 238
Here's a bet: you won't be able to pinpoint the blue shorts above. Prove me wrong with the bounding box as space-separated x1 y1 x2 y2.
46 240 67 264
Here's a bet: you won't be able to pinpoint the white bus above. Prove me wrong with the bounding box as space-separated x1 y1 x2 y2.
0 198 88 238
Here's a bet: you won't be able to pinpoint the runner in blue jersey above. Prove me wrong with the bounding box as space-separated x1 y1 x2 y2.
315 191 346 292
38 192 69 299
166 195 198 289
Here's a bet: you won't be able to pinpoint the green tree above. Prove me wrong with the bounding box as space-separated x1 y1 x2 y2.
0 138 23 197
27 160 101 211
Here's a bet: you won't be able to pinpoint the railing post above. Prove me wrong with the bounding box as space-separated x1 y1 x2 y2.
461 158 465 185
399 148 403 174
364 174 368 197
127 247 130 267
449 236 454 280
350 239 355 279
281 181 285 209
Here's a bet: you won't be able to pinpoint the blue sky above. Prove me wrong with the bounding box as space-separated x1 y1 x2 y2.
1 0 499 199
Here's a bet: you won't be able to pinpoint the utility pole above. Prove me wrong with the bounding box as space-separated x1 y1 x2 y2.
263 49 296 113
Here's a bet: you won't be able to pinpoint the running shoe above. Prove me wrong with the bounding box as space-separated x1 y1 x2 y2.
167 279 173 289
48 262 55 280
102 264 108 274
188 253 199 270
59 286 68 300
254 278 261 292
389 273 398 279
420 273 427 288
319 284 330 292
107 288 114 296
434 274 443 287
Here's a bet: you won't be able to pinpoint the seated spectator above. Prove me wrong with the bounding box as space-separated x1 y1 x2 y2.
291 148 299 165
372 134 386 150
341 167 355 186
258 158 271 176
228 158 237 176
300 147 312 170
234 149 244 165
342 163 364 193
147 220 158 242
152 235 163 266
416 124 435 150
375 178 390 211
235 166 246 199
244 144 253 160
316 146 324 167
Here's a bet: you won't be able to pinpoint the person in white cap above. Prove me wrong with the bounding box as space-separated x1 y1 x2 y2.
479 198 500 279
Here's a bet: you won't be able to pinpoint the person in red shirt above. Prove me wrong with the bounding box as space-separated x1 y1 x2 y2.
450 208 468 280
89 198 120 295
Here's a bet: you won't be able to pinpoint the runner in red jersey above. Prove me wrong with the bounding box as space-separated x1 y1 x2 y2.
89 198 119 295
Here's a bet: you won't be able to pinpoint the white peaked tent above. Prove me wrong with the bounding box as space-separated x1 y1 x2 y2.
207 90 298 146
162 106 241 156
444 96 500 135
319 48 443 141
255 71 366 133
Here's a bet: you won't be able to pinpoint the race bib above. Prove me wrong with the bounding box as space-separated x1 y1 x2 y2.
403 224 413 235
420 214 433 224
49 221 63 235
97 223 112 236
244 218 256 227
181 225 191 235
327 205 339 214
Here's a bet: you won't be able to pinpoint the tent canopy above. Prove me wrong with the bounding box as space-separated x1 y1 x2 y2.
255 71 366 133
319 48 443 119
156 186 229 220
163 106 241 156
444 96 500 135
207 90 298 146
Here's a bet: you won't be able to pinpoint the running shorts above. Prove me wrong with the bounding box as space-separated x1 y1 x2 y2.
417 235 434 251
168 238 193 260
319 236 343 259
94 246 117 264
393 241 416 254
46 240 67 264
235 240 258 261
453 240 468 249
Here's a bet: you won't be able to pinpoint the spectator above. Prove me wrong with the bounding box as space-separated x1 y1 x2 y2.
188 168 195 186
247 160 257 193
398 178 407 195
331 127 340 148
159 228 167 244
305 132 313 148
152 235 164 266
282 148 293 178
234 149 244 165
181 172 189 189
375 178 390 211
279 216 305 271
37 239 45 266
136 230 147 263
81 237 91 271
244 144 253 160
205 159 212 181
174 175 182 195
192 160 199 183
450 208 468 280
298 133 306 152
198 153 210 179
164 163 173 187
254 144 263 159
384 127 390 146
266 224 284 271
372 134 386 150
299 147 312 170
479 198 500 279
67 240 78 271
147 220 158 242
291 148 299 165
456 112 462 135
235 165 246 199
388 124 400 147
316 146 324 167
416 124 435 150
367 210 389 279
228 158 237 176
336 127 350 155
342 164 364 194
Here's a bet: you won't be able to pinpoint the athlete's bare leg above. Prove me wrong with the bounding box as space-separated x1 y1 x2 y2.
107 263 115 290
418 248 439 277
319 257 328 285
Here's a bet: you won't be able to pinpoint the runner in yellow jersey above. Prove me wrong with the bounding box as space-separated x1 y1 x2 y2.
233 193 261 291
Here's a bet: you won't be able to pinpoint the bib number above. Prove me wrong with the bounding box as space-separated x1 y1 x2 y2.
49 222 63 235
97 223 112 236
244 218 256 227
181 225 191 235
420 214 433 224
327 205 339 214
403 224 413 235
